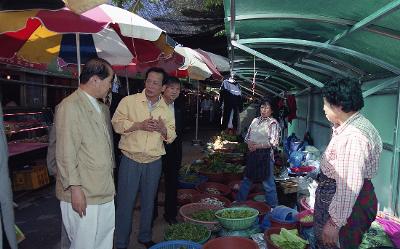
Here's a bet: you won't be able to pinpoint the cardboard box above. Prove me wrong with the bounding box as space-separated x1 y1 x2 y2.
13 164 50 191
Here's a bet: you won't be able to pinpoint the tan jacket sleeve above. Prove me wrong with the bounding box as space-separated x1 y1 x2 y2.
55 102 82 189
111 97 135 134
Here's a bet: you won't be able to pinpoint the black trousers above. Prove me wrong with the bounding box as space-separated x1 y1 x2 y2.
154 136 182 219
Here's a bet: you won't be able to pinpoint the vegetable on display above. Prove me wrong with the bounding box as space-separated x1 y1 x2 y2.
270 228 309 249
164 223 209 242
299 215 313 223
217 209 257 219
190 210 217 222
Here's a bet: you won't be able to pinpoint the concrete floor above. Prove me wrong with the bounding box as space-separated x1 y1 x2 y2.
13 126 219 249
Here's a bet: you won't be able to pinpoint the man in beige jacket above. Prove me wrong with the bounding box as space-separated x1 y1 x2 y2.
55 57 115 249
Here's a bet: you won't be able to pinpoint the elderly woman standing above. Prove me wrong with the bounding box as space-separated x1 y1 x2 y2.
237 97 280 208
315 78 382 249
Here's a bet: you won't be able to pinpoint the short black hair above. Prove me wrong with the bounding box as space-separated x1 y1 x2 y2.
80 57 113 84
165 76 181 87
257 96 277 117
322 78 364 112
145 67 168 85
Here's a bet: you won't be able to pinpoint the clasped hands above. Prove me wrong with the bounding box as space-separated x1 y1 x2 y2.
141 116 167 136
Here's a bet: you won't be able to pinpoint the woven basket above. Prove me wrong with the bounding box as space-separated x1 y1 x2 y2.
196 182 231 197
215 207 259 230
149 240 202 249
179 203 223 231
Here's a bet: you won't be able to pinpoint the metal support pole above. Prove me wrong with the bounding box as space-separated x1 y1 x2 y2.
192 79 201 145
75 34 81 85
125 66 130 95
229 0 236 74
306 88 312 132
391 81 400 215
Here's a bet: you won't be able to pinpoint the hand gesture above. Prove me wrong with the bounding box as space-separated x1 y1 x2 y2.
322 219 340 247
141 116 157 132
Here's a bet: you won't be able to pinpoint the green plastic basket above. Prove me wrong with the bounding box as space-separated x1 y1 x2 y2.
215 207 259 230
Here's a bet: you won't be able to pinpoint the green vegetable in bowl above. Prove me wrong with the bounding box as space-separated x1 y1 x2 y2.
300 215 313 223
217 209 257 219
270 228 309 249
190 210 217 221
164 223 209 243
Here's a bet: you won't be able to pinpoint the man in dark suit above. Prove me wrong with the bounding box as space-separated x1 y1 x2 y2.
157 76 184 224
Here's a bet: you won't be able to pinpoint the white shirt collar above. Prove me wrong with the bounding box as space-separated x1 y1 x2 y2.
83 91 101 113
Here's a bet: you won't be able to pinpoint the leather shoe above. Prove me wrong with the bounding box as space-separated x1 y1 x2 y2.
163 215 178 225
137 240 156 248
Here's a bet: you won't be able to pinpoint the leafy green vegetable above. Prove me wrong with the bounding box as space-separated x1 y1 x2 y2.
190 210 217 222
300 215 313 223
217 209 257 219
165 223 209 243
270 228 309 249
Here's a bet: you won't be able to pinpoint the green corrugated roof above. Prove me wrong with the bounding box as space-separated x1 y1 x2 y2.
224 0 400 96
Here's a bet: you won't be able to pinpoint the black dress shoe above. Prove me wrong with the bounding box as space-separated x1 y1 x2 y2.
163 215 178 225
137 240 156 248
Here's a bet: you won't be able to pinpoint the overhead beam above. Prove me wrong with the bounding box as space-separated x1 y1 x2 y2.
232 40 325 88
226 13 400 41
293 63 336 77
240 84 264 98
238 45 366 76
301 59 357 78
329 1 400 45
236 73 285 97
237 72 292 91
238 38 400 75
228 67 300 87
233 70 292 88
362 75 400 97
301 0 400 61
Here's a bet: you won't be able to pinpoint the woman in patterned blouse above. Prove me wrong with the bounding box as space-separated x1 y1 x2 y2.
236 97 281 207
315 78 382 249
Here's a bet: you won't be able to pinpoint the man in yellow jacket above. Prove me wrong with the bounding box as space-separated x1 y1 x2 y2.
112 67 176 249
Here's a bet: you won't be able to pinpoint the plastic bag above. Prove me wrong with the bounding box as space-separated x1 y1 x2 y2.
376 217 400 248
359 221 394 249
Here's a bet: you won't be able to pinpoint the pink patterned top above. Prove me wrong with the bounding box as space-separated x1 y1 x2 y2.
321 112 382 228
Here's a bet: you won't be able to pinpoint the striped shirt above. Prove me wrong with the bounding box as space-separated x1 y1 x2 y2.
321 112 382 228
